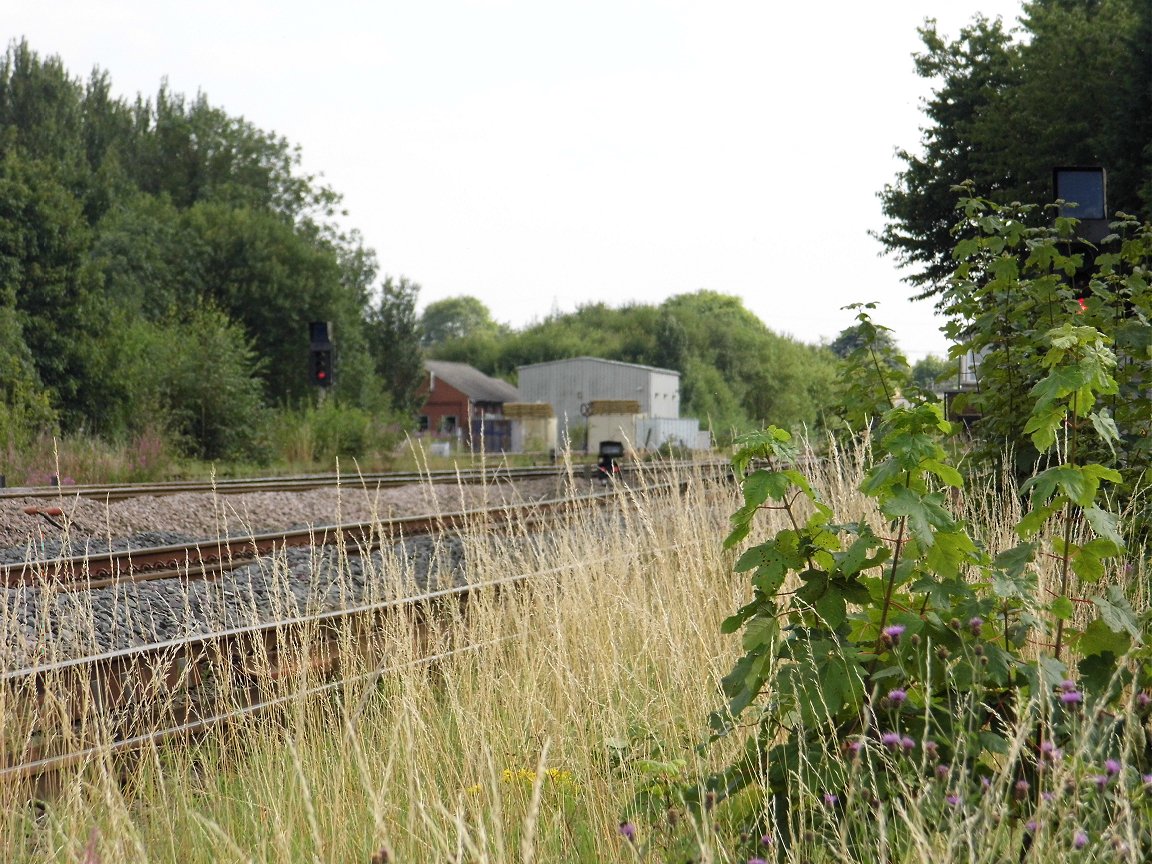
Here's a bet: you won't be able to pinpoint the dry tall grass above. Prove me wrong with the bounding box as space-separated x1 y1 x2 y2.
0 456 1146 862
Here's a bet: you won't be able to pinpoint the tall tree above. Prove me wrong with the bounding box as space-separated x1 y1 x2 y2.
420 295 499 346
366 276 424 417
876 15 1020 301
0 152 106 426
878 1 1152 303
827 321 902 362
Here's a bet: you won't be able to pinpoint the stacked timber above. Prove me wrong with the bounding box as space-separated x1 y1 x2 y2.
503 402 554 419
588 400 640 416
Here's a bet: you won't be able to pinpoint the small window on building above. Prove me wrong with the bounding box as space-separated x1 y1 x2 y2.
441 415 457 433
417 415 429 432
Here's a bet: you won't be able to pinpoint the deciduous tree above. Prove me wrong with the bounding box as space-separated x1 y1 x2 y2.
366 276 424 417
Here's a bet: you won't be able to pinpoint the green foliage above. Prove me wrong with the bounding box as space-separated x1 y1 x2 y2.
267 400 401 468
420 295 502 346
695 268 1150 858
0 305 57 456
125 305 271 461
0 39 393 436
910 353 957 391
0 149 107 427
945 191 1152 487
679 357 750 442
827 320 902 361
366 276 425 418
879 1 1152 300
833 304 916 432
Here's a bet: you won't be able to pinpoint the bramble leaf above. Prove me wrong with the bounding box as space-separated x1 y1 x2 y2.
1092 586 1141 639
742 616 779 652
922 458 963 488
743 469 792 508
1083 505 1123 545
814 588 847 629
882 487 953 547
1050 596 1075 621
1077 618 1131 658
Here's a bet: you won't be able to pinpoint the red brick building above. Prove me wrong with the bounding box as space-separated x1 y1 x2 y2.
416 360 520 451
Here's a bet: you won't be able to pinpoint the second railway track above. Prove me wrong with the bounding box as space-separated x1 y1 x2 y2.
0 462 615 502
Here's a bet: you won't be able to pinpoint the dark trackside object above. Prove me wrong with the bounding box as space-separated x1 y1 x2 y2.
597 440 625 481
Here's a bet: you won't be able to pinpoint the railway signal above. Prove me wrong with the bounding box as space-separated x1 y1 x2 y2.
310 347 333 387
309 321 334 388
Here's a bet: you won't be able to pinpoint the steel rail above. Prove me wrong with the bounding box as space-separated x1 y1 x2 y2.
1 462 727 589
0 567 548 782
0 464 569 502
0 485 623 589
2 459 724 502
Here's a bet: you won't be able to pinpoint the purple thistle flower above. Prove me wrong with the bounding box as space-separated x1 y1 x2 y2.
1105 758 1122 775
968 616 983 635
924 740 939 757
1142 774 1152 787
1013 779 1030 800
1039 740 1060 761
748 859 769 864
935 764 950 780
760 834 774 847
1137 692 1152 710
1060 689 1083 705
882 624 905 644
1025 819 1038 833
900 735 916 752
823 792 839 806
945 793 960 806
1073 829 1089 850
881 731 901 750
1059 679 1079 692
618 822 636 844
844 739 863 756
1090 774 1109 791
887 688 908 705
980 776 991 790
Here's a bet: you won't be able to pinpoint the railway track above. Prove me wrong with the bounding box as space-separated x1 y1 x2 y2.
0 464 575 502
0 467 720 794
1 491 604 589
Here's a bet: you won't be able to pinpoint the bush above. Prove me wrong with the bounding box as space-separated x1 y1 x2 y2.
0 306 59 473
116 305 271 463
267 400 403 469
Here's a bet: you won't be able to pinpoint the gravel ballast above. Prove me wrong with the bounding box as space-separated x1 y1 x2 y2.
0 478 562 668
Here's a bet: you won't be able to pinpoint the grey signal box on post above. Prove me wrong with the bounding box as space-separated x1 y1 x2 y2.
309 321 334 388
1054 167 1109 244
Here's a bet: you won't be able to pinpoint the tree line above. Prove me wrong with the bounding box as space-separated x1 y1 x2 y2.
0 39 429 460
4 38 978 469
3 39 906 462
422 291 857 437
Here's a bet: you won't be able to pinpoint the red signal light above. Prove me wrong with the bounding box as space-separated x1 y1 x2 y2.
310 348 333 387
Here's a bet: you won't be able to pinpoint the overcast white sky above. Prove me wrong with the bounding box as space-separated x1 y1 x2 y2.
9 1 1026 361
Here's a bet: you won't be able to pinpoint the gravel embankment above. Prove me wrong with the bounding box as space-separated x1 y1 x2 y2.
0 477 562 552
0 478 562 668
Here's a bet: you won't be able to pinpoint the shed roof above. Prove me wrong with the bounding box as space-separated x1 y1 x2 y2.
425 360 520 403
516 356 679 376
